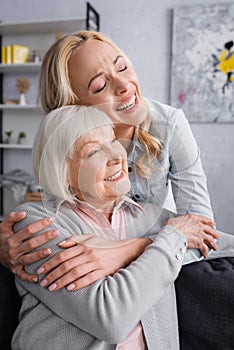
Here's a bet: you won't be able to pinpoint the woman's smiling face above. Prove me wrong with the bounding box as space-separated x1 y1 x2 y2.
68 39 147 130
68 125 131 209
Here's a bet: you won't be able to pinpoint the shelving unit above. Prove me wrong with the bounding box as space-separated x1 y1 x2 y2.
0 144 32 149
0 104 40 109
0 63 41 74
0 2 100 218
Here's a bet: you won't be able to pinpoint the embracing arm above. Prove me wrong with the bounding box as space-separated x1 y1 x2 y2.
14 203 186 343
0 211 151 287
168 109 214 219
0 212 58 281
34 207 218 291
164 215 234 264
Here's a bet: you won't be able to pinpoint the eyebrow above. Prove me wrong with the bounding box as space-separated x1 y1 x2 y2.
80 140 98 150
113 55 123 64
88 72 104 89
80 137 115 152
87 55 123 89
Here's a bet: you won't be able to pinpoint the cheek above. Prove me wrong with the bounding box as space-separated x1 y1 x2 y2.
79 88 116 106
78 160 105 189
89 94 115 106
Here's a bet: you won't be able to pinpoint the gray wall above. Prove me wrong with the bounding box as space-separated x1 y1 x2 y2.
1 0 233 233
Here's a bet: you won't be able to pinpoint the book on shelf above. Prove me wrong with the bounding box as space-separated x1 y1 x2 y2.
12 45 30 64
1 45 30 64
5 46 12 64
1 46 6 63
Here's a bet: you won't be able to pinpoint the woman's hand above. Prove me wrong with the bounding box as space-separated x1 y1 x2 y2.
0 212 59 282
165 214 220 258
38 235 152 291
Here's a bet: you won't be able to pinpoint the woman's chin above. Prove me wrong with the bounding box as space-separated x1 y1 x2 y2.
118 179 131 195
102 179 131 200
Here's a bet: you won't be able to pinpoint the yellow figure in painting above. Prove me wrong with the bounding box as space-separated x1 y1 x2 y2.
213 40 234 93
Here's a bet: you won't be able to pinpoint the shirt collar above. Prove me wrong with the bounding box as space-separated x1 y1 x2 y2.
55 195 144 215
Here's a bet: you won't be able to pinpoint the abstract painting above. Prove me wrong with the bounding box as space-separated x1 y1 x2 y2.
170 3 234 122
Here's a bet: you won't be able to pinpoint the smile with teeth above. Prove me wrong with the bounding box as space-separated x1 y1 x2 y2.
104 170 122 181
116 95 136 111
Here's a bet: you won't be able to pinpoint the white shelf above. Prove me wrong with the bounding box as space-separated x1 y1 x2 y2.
0 143 32 149
0 18 86 35
0 63 41 73
0 3 101 216
0 104 41 110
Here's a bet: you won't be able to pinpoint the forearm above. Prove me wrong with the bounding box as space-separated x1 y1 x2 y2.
14 203 186 343
0 213 21 269
0 211 56 282
18 228 185 343
120 237 152 267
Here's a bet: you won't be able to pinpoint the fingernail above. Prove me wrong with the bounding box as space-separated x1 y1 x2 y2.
47 217 54 223
43 248 52 256
59 240 67 246
52 230 59 237
37 267 45 274
40 279 48 287
32 277 38 283
49 283 57 291
67 284 75 291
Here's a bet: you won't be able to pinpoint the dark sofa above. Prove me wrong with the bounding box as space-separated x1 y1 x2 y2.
1 258 234 349
0 265 21 350
176 257 234 350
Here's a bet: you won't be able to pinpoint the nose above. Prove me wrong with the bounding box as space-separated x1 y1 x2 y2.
114 76 129 95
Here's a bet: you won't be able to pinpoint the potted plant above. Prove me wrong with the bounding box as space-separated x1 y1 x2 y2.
18 131 27 144
16 77 30 105
5 130 14 143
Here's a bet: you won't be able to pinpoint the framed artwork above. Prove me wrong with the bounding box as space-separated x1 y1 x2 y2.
170 2 234 122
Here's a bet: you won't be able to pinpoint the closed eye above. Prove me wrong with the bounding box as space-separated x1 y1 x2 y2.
115 55 128 73
119 65 127 72
94 83 106 93
86 147 100 158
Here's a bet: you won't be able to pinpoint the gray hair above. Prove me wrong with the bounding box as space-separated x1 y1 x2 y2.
33 105 113 202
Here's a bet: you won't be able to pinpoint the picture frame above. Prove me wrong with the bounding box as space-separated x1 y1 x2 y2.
170 2 234 122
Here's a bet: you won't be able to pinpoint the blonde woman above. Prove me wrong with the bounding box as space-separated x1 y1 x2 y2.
0 30 218 287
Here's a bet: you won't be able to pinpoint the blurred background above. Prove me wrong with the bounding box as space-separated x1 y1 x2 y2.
0 0 233 233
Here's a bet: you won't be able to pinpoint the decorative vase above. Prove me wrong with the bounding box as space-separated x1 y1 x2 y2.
18 137 26 145
19 93 27 106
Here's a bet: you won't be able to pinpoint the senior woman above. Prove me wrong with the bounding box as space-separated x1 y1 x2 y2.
0 30 219 286
11 105 234 350
11 105 194 349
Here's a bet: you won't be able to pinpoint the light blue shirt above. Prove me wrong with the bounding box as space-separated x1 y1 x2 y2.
127 99 214 220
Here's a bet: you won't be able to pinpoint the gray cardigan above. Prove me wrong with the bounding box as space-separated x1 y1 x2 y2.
12 200 234 350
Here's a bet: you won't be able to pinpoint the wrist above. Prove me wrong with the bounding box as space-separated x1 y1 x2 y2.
125 238 152 264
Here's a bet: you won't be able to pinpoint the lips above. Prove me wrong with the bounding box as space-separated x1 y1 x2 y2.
116 94 136 112
104 170 122 181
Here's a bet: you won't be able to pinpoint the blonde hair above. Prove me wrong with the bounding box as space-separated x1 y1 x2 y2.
137 105 162 178
39 30 162 177
33 105 113 203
